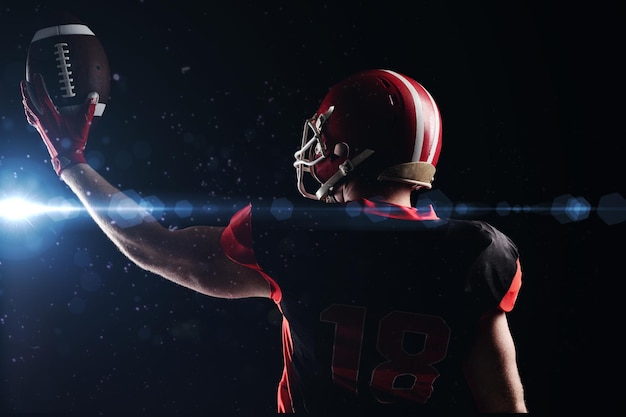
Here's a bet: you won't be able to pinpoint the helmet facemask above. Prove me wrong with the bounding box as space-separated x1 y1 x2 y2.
293 106 375 202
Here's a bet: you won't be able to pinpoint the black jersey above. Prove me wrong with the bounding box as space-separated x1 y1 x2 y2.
224 198 522 414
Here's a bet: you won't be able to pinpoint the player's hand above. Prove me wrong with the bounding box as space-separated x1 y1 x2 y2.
20 73 99 175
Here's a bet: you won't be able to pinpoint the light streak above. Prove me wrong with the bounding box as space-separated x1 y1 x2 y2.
0 197 48 220
0 190 624 228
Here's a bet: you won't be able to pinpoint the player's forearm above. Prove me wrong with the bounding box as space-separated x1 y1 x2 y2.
60 163 168 272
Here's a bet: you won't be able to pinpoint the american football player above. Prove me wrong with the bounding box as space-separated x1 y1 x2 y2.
20 69 527 414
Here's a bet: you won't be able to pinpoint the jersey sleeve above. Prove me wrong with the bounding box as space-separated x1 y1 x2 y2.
499 259 522 312
220 204 257 268
470 222 523 313
220 204 282 303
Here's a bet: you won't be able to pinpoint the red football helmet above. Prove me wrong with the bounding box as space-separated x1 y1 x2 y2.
294 69 442 202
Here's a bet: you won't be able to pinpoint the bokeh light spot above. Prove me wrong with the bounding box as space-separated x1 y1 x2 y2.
270 197 293 221
597 192 626 225
108 190 145 228
174 199 193 218
551 194 590 224
46 196 81 221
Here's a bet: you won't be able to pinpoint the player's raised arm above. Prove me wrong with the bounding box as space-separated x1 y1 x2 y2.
60 163 270 299
20 74 270 300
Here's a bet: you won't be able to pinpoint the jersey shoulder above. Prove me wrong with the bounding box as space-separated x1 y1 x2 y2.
447 219 521 311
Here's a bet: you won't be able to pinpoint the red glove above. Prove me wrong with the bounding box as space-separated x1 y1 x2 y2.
20 73 99 175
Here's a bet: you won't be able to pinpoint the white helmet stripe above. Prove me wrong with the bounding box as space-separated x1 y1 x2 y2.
383 69 425 163
382 69 440 164
420 86 441 164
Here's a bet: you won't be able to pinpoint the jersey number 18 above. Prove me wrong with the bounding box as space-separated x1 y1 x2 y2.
320 304 451 404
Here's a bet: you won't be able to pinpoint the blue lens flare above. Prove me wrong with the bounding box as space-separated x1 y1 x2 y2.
1 158 623 262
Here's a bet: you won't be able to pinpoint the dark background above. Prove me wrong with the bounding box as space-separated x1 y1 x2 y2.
0 0 623 415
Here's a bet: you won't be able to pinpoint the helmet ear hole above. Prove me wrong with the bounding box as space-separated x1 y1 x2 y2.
333 142 349 158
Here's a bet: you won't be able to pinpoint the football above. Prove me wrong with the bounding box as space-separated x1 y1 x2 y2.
26 12 110 117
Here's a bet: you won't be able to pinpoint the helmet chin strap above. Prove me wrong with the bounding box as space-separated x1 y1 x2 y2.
315 149 375 202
